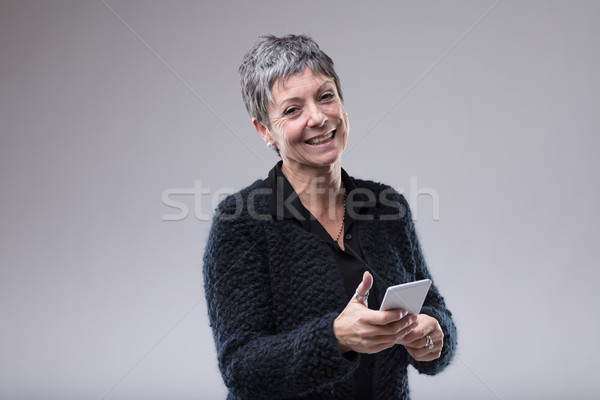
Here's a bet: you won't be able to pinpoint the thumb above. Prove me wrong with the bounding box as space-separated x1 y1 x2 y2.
353 271 373 305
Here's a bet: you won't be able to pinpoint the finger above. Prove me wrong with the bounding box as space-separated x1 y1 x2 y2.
360 312 415 337
355 271 373 297
353 271 373 305
355 330 409 354
394 318 419 343
405 343 443 361
365 308 407 326
405 334 444 359
403 326 444 347
366 321 434 353
361 339 397 354
401 314 435 341
358 304 411 328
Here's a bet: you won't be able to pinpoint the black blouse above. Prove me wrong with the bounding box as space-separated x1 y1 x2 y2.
264 161 378 400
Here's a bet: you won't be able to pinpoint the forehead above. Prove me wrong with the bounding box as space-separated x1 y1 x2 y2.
270 67 334 102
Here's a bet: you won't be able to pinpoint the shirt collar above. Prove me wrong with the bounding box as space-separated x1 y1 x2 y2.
266 161 370 224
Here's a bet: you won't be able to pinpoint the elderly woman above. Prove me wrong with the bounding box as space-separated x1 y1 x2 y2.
203 34 457 399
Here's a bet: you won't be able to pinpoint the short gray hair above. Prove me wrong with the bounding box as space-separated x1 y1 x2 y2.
239 34 343 128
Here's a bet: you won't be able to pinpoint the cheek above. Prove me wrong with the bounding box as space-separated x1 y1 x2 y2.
271 117 286 134
269 120 290 143
326 101 346 125
337 104 349 132
324 101 341 115
271 121 303 148
342 115 349 135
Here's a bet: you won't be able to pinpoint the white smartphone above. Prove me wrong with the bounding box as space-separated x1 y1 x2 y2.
379 279 431 314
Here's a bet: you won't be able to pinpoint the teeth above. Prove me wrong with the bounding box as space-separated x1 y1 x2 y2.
307 130 334 145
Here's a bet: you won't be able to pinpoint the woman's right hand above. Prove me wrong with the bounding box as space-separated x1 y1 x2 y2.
333 271 418 354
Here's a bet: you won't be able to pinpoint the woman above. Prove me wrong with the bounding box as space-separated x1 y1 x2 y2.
203 34 457 399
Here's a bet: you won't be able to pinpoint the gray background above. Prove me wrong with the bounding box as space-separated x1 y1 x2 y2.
1 0 599 399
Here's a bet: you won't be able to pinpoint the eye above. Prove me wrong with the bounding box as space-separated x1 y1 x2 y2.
283 106 299 116
320 92 335 102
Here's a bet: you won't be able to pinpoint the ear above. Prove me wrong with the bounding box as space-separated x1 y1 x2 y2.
252 118 272 145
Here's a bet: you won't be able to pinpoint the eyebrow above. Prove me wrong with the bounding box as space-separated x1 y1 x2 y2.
275 80 335 107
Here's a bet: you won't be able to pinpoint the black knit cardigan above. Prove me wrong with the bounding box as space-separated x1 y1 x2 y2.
203 174 457 399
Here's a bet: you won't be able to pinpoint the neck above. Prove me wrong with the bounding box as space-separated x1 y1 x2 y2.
280 159 344 218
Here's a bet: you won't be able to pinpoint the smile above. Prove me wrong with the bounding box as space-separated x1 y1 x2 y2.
305 130 336 146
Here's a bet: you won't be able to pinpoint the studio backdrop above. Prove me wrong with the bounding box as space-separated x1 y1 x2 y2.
1 1 599 399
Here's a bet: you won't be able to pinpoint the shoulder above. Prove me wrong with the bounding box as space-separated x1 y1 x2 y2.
205 178 271 243
204 179 271 264
347 175 411 220
214 179 271 218
352 177 397 195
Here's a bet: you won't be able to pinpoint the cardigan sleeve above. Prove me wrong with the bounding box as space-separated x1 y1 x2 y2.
396 194 458 375
203 203 358 399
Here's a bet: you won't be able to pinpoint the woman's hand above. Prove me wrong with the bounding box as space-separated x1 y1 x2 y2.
399 314 444 361
333 272 418 354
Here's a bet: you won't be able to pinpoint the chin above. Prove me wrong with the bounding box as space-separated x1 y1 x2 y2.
310 153 343 167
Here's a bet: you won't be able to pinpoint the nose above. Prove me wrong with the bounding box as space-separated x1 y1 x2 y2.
306 102 327 128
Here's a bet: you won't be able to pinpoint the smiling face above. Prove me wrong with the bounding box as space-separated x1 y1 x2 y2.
254 67 349 173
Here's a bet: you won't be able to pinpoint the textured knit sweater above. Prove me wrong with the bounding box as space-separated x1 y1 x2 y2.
203 171 457 399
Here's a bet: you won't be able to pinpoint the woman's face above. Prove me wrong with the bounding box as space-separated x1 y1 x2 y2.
254 67 349 171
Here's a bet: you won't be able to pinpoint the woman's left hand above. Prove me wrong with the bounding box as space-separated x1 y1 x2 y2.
398 314 444 362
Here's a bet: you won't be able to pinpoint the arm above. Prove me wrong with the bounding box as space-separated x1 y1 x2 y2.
398 194 457 375
203 208 358 399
